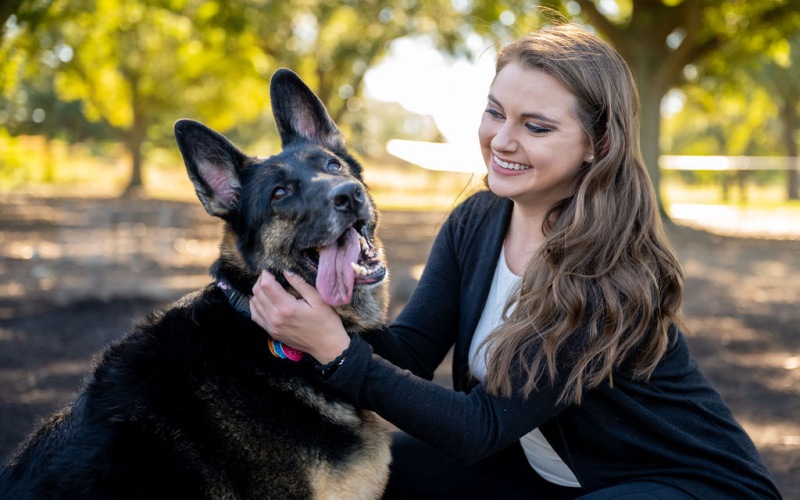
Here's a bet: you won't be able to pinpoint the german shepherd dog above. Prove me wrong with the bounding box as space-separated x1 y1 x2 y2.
0 69 391 499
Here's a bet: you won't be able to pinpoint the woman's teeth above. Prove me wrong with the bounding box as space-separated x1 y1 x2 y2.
494 156 531 171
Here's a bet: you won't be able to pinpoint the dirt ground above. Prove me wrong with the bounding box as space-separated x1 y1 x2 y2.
0 193 798 497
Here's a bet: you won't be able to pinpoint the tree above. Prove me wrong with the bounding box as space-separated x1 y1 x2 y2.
2 0 272 196
213 0 465 131
8 0 797 201
660 68 786 203
761 33 800 200
1 0 466 197
665 23 800 200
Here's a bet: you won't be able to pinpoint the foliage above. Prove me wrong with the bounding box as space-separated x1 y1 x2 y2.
662 81 783 156
0 0 465 195
216 0 465 124
663 14 800 199
2 0 800 202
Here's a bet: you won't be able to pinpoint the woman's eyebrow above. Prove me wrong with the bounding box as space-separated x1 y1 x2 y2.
487 94 562 126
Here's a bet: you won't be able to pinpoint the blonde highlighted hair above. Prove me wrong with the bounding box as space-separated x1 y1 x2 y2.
481 24 684 405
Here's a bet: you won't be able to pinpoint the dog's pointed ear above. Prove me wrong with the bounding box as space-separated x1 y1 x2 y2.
270 68 345 150
174 119 246 219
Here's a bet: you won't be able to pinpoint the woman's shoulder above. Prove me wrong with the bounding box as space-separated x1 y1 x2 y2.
438 191 510 259
456 189 501 209
449 190 508 223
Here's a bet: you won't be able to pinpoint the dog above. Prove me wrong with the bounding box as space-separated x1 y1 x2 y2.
0 69 391 499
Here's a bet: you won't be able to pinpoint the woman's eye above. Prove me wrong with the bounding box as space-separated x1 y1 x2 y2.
272 187 287 200
485 107 504 120
326 159 342 172
525 123 551 134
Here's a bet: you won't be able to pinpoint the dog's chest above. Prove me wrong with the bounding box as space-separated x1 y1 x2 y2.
117 293 392 497
186 366 387 498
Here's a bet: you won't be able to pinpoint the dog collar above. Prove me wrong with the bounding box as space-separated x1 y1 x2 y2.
217 280 251 318
267 337 304 362
216 280 304 362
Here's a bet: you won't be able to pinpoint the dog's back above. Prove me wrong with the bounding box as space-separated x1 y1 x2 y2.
0 287 390 499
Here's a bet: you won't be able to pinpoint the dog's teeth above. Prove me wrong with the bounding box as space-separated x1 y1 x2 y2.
351 262 368 276
359 235 370 253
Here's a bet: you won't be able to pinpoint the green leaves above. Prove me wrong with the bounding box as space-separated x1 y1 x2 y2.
2 0 798 198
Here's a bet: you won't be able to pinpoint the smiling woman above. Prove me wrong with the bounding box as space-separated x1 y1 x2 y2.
479 62 591 213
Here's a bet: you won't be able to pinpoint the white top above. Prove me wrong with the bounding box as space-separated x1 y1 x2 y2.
468 247 581 488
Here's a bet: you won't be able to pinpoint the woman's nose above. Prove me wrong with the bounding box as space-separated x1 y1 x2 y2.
491 123 517 153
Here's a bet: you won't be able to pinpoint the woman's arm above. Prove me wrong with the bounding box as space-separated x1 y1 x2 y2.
325 334 568 463
251 273 567 463
359 212 465 379
251 268 571 464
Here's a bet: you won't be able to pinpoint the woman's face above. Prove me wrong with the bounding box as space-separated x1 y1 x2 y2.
479 62 591 209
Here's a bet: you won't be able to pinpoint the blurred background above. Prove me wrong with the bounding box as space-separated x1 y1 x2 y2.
1 0 799 216
0 0 799 496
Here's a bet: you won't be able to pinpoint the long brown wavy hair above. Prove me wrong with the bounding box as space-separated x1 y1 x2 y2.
480 24 685 405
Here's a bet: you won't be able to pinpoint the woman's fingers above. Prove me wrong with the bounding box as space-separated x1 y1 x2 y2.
282 271 324 306
249 270 350 364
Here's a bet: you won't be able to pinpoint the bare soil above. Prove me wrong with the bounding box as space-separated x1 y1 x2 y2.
0 193 798 497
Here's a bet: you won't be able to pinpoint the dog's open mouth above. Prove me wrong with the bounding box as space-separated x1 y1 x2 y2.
302 223 386 307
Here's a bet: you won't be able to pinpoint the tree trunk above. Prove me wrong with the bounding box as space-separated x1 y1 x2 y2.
780 102 799 200
637 77 664 214
122 82 147 198
122 136 146 198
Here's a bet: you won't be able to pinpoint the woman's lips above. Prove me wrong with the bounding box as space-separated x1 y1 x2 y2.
492 155 532 175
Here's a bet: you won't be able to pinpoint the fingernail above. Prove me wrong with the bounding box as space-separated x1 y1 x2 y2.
286 270 295 276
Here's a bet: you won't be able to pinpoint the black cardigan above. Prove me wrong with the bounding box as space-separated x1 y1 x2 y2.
323 191 781 499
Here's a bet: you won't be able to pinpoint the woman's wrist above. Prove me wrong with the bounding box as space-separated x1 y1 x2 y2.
309 330 351 365
317 349 349 379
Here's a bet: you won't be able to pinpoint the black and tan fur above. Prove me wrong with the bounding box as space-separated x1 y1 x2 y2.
0 69 391 499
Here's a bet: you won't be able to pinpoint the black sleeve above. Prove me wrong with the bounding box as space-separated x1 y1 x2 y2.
360 205 464 380
323 335 569 464
333 194 571 463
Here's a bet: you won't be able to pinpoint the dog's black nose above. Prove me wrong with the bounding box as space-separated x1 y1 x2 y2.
331 181 365 213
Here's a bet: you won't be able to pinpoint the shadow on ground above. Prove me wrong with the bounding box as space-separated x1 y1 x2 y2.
0 194 797 496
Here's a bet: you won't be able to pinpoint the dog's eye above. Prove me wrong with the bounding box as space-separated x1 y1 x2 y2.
272 187 287 200
326 159 342 172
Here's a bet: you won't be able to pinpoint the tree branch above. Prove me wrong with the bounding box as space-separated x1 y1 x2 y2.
572 0 629 50
0 0 26 37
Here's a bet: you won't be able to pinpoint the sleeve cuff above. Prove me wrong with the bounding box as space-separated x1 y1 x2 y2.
314 334 373 405
316 347 349 379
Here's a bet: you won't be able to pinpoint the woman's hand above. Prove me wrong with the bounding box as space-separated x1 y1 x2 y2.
250 270 350 364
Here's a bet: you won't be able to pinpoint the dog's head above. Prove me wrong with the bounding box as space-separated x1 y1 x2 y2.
174 69 388 331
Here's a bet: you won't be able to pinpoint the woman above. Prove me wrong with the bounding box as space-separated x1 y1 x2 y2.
250 24 780 499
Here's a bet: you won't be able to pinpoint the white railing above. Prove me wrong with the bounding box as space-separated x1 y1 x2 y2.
660 155 799 171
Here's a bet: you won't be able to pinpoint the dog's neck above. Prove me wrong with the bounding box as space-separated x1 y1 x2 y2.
211 259 289 298
215 274 305 363
211 259 255 319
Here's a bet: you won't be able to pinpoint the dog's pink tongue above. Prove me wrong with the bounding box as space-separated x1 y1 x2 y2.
316 227 360 307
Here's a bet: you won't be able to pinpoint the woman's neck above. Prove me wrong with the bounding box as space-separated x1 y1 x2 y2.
504 203 549 276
